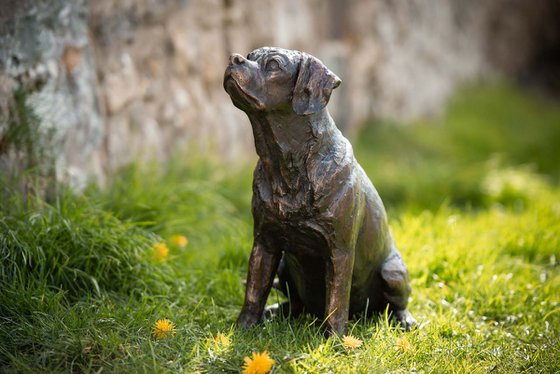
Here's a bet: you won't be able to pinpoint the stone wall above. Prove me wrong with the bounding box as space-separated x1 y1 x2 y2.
1 0 558 191
0 0 104 194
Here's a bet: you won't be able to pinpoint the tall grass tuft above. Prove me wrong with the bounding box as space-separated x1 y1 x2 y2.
0 192 171 299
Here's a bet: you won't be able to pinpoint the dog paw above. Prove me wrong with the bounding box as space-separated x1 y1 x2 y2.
236 311 261 329
394 309 417 331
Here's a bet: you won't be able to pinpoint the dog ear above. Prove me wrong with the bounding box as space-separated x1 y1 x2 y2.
292 54 342 116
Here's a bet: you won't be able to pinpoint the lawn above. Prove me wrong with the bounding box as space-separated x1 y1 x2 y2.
1 82 559 372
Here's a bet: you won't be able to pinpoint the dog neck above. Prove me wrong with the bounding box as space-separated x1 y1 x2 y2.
247 108 339 189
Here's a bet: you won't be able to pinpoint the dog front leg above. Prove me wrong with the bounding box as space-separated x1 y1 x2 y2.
324 249 354 336
237 241 281 329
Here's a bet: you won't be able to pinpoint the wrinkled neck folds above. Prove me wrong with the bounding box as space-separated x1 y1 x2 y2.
248 109 341 187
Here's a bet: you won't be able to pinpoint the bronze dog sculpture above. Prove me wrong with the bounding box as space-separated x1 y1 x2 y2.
223 47 415 335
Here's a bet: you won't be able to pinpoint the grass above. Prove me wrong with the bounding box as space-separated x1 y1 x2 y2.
354 83 560 211
1 82 559 372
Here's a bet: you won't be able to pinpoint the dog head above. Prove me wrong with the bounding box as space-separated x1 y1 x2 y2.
224 47 341 115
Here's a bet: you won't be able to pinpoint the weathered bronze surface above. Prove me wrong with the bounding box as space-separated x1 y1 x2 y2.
223 47 415 335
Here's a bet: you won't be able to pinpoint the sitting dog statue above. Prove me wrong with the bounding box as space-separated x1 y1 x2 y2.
223 47 415 335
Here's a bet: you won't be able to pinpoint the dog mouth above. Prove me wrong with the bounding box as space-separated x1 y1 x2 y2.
223 73 265 111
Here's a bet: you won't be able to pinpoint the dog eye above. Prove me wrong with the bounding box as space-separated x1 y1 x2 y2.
265 59 281 71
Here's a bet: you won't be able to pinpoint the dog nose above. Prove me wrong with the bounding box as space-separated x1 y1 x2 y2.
229 53 246 65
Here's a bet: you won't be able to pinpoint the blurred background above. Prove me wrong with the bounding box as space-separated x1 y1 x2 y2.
1 0 559 198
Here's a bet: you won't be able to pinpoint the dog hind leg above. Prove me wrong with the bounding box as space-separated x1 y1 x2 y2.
379 244 416 330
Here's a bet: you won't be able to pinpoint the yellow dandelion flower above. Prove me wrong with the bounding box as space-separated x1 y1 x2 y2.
395 336 412 353
213 332 231 346
242 351 275 374
170 235 189 247
151 318 176 340
153 242 169 262
342 335 363 350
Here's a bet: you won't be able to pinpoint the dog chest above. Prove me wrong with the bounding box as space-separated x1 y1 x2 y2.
253 172 317 221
